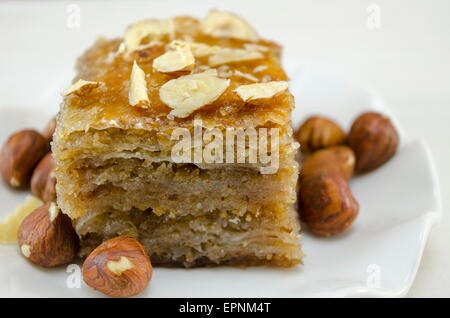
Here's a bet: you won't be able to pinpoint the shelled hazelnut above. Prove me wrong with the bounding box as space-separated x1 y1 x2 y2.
82 236 152 297
0 130 48 188
295 116 345 152
299 171 359 236
31 152 56 202
347 112 399 172
18 202 79 267
301 145 355 181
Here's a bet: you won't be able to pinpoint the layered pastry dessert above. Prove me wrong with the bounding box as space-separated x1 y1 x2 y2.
53 10 302 267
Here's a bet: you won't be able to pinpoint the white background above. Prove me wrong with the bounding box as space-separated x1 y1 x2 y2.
0 0 449 297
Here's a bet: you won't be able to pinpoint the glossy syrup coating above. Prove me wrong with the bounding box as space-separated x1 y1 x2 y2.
58 17 294 138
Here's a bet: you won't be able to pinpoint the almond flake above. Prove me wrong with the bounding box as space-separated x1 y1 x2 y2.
253 65 268 73
201 9 258 41
61 79 102 96
217 65 233 78
194 65 211 73
129 61 150 107
234 81 288 101
234 70 258 82
116 42 126 55
244 43 270 52
189 42 222 57
153 41 195 73
0 196 43 244
159 70 230 118
208 48 263 67
124 18 174 52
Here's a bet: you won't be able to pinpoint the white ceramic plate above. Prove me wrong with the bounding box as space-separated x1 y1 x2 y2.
0 3 442 298
0 67 441 298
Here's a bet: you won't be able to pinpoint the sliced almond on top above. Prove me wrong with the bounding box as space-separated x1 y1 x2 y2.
189 42 222 57
217 65 233 78
124 18 174 52
116 42 126 55
201 9 258 41
61 79 103 96
153 41 195 73
159 70 230 118
234 81 288 101
208 48 263 67
234 70 258 82
129 61 150 108
244 43 270 52
253 65 268 73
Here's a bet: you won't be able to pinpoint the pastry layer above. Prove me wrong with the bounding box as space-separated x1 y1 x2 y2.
54 126 299 219
53 12 302 267
77 208 302 267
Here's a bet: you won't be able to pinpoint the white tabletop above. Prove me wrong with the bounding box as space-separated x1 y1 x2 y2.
0 0 449 297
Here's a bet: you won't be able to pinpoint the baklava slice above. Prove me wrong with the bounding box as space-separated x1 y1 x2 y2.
53 10 302 267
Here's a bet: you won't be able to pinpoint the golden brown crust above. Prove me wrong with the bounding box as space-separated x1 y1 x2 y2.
57 16 293 138
54 12 302 268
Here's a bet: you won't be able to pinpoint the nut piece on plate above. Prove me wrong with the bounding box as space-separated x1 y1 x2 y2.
18 202 79 267
299 171 359 236
295 116 346 152
0 195 43 244
347 112 399 172
31 152 56 202
0 130 49 188
302 146 355 181
42 117 56 145
82 236 152 298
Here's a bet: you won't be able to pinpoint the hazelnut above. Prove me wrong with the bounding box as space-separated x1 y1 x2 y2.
18 202 79 267
42 117 56 145
302 145 355 181
0 130 49 188
31 152 56 202
295 116 345 152
82 236 152 298
347 112 399 172
299 171 359 236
